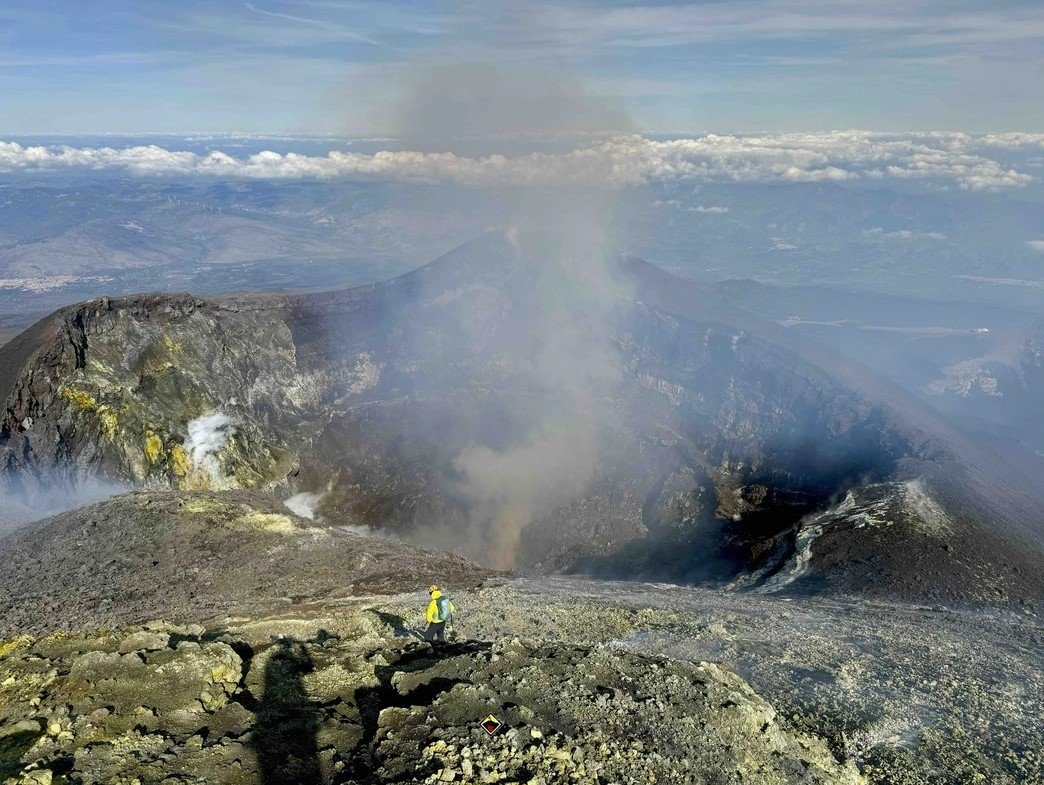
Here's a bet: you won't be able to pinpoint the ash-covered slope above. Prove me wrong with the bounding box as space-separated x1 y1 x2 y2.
0 490 491 637
0 232 1040 607
734 480 1040 608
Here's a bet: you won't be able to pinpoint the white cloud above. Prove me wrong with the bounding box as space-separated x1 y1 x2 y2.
688 205 729 213
1026 240 1044 253
864 228 946 240
0 131 1040 190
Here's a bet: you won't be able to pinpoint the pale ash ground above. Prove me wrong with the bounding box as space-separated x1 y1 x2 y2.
383 576 1043 784
0 576 1040 784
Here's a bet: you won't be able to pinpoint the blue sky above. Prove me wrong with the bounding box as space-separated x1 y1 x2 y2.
0 0 1041 134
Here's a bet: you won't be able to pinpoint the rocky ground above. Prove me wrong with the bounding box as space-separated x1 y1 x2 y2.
440 578 1044 784
0 597 860 785
1 578 1040 785
0 491 492 637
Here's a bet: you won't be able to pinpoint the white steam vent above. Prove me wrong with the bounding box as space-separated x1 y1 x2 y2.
283 491 383 537
284 491 324 521
185 412 231 482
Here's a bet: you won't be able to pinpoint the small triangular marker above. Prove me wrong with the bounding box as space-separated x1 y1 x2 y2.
481 714 502 735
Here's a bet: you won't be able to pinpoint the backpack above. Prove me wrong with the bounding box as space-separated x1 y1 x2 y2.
435 595 452 622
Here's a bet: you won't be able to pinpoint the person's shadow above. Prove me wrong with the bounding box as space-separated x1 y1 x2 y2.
252 638 321 785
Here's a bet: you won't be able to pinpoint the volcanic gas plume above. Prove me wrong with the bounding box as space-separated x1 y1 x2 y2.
390 64 635 568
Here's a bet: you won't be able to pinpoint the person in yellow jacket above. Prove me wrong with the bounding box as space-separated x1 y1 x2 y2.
425 585 454 644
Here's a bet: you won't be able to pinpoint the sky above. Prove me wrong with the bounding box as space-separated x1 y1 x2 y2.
0 0 1041 135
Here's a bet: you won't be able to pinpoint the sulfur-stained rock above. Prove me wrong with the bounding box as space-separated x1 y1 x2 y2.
53 642 242 739
316 718 364 754
118 631 170 654
70 730 170 783
304 660 378 704
137 739 261 785
6 770 52 785
0 580 1038 784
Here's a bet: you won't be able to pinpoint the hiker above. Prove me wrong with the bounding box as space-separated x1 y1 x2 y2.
424 585 455 644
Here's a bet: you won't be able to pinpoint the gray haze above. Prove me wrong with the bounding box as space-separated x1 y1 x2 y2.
0 475 130 540
392 62 635 568
391 63 633 152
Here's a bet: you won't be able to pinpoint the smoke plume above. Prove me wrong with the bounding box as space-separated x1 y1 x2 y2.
391 62 634 568
284 491 325 520
392 63 632 151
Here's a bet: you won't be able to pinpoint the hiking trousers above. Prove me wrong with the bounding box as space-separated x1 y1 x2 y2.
425 621 447 643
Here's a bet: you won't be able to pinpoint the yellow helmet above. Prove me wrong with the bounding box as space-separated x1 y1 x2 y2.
429 585 438 594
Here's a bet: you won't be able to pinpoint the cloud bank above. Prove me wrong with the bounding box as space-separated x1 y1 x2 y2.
864 228 947 241
1 131 1041 190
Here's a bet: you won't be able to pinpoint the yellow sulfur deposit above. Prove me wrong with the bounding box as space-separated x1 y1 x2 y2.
180 470 212 492
60 386 97 410
144 431 163 463
170 444 192 479
0 636 33 659
86 357 113 376
238 512 298 534
163 335 183 355
183 498 224 515
97 406 118 439
61 386 120 440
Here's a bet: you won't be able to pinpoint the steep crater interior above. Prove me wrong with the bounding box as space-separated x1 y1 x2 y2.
2 234 1039 606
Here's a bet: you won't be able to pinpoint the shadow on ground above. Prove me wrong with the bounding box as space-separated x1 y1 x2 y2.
252 638 321 785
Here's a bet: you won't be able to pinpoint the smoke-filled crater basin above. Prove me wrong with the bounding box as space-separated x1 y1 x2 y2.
1 232 1041 609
